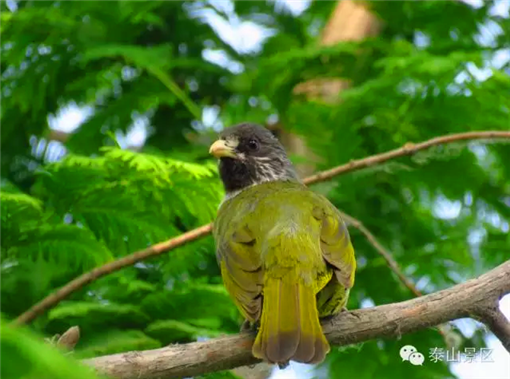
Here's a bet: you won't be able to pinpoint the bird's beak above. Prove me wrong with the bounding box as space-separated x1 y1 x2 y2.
209 139 237 159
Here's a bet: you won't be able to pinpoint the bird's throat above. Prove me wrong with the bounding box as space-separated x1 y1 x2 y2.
219 157 300 202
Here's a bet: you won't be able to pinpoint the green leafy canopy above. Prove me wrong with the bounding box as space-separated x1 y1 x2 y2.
1 1 509 378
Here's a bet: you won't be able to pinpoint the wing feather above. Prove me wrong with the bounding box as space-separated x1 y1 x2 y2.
314 206 356 289
217 226 263 322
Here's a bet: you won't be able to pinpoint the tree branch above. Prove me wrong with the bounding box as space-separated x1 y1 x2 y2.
14 225 213 325
15 130 510 325
472 306 510 351
83 261 510 379
302 131 510 185
339 211 454 343
338 211 422 297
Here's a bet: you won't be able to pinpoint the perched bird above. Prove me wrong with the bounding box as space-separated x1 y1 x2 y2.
210 123 356 365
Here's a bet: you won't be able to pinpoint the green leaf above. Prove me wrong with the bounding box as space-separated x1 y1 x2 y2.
48 302 150 328
0 317 103 379
145 319 220 344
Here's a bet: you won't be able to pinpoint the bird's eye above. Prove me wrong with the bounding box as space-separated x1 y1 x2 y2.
247 139 259 151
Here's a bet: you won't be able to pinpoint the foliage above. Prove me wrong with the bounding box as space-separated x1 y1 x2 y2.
1 1 509 379
0 317 103 379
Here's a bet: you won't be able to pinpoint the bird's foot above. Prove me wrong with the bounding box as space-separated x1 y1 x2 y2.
240 319 251 332
277 361 290 369
320 314 336 322
320 307 349 324
240 319 259 333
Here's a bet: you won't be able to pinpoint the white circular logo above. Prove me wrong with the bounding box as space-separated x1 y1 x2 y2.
399 345 417 361
409 352 425 366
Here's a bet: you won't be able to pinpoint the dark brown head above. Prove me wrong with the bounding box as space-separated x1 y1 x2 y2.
209 123 299 194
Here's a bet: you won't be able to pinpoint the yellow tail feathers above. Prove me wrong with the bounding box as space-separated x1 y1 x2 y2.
252 277 330 365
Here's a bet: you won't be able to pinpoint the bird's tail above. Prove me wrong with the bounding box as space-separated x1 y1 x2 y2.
252 276 330 365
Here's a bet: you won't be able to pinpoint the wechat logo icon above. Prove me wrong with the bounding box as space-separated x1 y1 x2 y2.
400 345 424 366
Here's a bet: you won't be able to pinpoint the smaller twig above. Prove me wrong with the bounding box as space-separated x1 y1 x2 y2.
303 131 510 185
475 306 510 352
14 225 213 325
338 211 422 297
44 326 80 354
339 211 457 343
149 67 202 119
57 326 81 351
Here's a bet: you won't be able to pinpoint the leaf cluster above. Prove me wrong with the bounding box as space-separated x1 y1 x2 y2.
1 1 509 378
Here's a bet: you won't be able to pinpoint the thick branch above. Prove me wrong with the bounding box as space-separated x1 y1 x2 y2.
15 130 510 325
473 306 510 351
84 261 510 379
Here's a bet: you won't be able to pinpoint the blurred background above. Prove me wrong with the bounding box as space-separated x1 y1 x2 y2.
1 1 509 378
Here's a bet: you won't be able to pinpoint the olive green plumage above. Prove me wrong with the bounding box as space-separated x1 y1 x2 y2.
210 123 356 365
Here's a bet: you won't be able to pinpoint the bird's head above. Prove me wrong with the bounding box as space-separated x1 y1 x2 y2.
209 123 299 194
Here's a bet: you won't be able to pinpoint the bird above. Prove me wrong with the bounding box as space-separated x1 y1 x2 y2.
209 122 356 366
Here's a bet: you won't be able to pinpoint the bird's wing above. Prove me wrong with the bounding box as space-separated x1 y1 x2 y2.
313 205 356 290
217 225 263 323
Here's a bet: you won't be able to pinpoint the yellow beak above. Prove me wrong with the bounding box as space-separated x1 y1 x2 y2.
209 139 237 159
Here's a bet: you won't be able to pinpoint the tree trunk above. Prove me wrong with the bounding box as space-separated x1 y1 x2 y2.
282 0 381 177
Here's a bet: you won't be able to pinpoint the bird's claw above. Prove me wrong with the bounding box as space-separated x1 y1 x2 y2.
277 361 290 369
240 319 259 333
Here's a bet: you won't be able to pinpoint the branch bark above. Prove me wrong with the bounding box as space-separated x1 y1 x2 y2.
83 260 510 379
472 306 510 351
15 130 510 325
